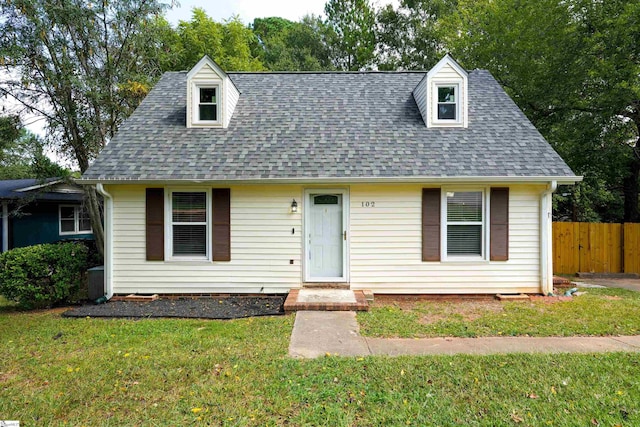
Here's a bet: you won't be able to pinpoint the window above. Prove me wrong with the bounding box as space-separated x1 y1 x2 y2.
198 87 218 121
445 191 483 258
437 86 457 120
59 205 92 235
170 191 208 258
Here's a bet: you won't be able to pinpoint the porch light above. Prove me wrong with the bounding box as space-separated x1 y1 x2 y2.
291 199 298 213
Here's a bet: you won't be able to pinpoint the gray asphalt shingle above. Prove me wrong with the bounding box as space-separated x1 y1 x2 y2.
82 70 576 181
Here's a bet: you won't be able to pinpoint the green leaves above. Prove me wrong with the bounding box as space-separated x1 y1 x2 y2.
0 242 89 309
442 0 640 222
324 0 376 71
164 9 263 71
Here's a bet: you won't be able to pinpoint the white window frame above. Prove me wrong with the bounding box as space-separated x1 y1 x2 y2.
59 205 93 235
165 188 211 261
192 82 222 126
440 187 490 261
433 83 461 125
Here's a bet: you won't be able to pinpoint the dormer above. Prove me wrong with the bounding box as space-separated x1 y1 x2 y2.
186 56 239 129
413 54 468 128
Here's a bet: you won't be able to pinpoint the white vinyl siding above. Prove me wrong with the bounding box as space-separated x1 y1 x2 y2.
349 184 542 294
107 183 543 295
412 76 428 122
225 81 240 128
108 184 302 294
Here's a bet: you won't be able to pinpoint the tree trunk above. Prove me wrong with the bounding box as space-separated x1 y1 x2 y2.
85 185 105 259
623 156 640 223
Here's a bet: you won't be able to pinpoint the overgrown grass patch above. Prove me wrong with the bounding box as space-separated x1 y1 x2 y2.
1 309 640 425
358 287 640 338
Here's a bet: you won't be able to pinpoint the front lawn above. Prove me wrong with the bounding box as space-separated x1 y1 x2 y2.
358 287 640 338
2 306 640 425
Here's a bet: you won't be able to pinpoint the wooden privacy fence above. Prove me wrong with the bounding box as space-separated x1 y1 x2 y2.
553 222 640 275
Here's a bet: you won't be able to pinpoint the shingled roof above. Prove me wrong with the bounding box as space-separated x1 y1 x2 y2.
81 70 578 182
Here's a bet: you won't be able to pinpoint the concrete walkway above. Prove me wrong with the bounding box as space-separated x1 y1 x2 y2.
288 311 640 358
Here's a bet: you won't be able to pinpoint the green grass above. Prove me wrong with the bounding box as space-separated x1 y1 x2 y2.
358 288 640 338
1 307 640 426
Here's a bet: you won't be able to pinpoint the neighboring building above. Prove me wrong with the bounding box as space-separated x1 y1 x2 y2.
0 178 93 252
80 55 581 298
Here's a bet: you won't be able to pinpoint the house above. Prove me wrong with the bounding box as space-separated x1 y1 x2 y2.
0 178 93 252
80 55 581 299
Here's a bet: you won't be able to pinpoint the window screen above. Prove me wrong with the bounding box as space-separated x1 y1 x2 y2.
446 191 482 256
172 192 207 257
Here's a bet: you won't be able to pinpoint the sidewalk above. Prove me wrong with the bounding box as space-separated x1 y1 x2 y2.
288 311 640 358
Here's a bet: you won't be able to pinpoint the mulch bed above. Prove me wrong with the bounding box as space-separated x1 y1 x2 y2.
62 296 286 319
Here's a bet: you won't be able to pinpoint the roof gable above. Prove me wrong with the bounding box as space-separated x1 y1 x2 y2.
186 56 228 81
426 54 468 80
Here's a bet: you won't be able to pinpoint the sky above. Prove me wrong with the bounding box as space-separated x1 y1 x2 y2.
163 0 397 25
164 0 330 25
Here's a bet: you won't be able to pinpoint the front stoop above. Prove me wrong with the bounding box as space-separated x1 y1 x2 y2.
284 289 369 312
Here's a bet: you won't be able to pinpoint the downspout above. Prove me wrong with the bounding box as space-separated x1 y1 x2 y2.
96 184 113 300
540 181 557 295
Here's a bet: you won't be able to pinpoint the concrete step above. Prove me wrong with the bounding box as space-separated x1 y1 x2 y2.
284 289 369 312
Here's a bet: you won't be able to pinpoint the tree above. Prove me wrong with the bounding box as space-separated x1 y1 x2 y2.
167 9 264 71
251 16 333 71
443 0 640 222
324 0 377 71
0 0 173 255
376 0 456 70
0 115 68 180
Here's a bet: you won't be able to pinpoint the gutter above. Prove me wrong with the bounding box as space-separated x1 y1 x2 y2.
540 181 557 295
96 183 113 300
78 175 583 186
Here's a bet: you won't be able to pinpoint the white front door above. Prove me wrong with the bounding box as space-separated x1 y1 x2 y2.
307 192 346 281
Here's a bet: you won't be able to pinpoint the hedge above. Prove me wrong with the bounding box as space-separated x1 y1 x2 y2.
0 242 89 309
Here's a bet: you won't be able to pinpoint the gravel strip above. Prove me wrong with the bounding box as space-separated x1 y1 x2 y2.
62 296 286 319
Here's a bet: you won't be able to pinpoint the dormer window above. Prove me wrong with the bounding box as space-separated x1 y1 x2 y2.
437 85 458 121
186 56 240 129
412 54 468 128
198 87 218 122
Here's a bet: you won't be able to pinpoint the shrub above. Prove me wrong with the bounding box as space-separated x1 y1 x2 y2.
57 238 103 268
0 242 89 309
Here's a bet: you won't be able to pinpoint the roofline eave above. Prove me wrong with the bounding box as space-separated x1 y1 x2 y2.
78 175 583 186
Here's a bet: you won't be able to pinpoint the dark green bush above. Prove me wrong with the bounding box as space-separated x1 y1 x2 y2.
0 242 89 309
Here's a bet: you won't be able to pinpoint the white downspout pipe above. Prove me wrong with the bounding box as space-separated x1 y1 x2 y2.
96 184 113 300
540 181 557 295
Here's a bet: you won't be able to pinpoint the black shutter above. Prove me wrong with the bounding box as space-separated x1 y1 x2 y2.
212 188 231 261
490 188 509 261
422 188 441 261
146 188 164 261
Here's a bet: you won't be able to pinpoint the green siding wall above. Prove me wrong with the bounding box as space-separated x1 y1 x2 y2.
10 202 93 249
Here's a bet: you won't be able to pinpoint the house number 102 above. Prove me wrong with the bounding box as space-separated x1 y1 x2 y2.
361 201 376 208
